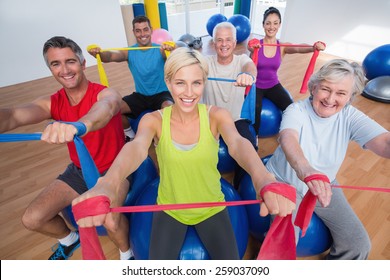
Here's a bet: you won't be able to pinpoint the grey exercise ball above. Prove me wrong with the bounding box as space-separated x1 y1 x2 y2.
175 40 188 48
178 34 196 47
362 76 390 103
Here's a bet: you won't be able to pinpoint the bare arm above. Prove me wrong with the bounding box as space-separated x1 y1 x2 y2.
235 60 257 87
364 132 390 158
79 87 122 133
212 107 295 217
72 112 159 227
41 87 122 144
284 41 326 55
278 128 332 207
160 41 176 60
0 96 51 133
87 47 128 63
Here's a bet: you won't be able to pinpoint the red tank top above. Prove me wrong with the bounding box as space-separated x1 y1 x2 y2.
51 82 124 172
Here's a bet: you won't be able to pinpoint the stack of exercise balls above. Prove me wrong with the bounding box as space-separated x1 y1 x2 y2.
206 13 251 43
362 44 390 103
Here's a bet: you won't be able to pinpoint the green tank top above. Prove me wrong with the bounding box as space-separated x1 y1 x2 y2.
156 104 225 225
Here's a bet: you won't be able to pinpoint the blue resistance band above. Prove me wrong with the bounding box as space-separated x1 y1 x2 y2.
207 77 256 125
0 121 99 189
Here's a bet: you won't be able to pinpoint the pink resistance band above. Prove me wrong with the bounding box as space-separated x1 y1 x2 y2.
247 39 325 94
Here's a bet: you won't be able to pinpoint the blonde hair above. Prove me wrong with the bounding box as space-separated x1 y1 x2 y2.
164 47 209 82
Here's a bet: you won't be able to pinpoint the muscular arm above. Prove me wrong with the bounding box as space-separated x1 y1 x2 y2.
41 87 122 144
0 96 51 133
78 87 122 134
88 47 128 63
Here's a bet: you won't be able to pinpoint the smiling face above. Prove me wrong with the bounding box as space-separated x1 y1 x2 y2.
166 64 205 112
263 13 281 38
46 47 86 90
311 76 354 118
214 27 236 62
133 21 152 47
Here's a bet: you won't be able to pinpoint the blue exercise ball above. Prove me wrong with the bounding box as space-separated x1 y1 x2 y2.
261 154 273 166
296 213 332 257
130 178 249 260
62 156 158 236
206 13 227 37
124 156 158 207
129 110 153 133
238 173 271 241
227 15 251 43
362 44 390 80
258 98 282 138
217 137 236 174
238 172 332 257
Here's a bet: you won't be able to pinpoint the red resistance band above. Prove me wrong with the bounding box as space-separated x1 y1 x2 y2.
294 174 330 237
247 39 325 94
73 181 389 260
257 182 296 260
72 183 297 260
294 174 390 238
72 196 110 260
72 196 262 260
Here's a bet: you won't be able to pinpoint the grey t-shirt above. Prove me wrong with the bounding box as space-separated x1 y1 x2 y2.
203 54 252 121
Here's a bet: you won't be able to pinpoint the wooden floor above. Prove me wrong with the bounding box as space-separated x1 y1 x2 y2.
0 36 389 260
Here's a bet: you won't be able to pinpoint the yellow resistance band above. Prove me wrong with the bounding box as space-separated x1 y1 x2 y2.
87 41 175 87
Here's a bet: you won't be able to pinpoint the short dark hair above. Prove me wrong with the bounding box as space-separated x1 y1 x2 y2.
132 15 151 29
262 7 281 24
43 36 85 67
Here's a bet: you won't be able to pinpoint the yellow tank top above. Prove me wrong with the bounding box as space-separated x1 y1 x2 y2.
156 104 225 225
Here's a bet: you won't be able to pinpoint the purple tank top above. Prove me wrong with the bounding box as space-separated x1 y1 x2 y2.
255 39 282 89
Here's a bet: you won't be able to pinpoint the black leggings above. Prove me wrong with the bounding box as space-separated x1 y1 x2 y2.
254 83 293 134
149 209 239 260
233 119 257 188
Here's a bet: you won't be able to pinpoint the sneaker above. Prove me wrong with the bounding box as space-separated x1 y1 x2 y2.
129 256 135 260
48 238 80 260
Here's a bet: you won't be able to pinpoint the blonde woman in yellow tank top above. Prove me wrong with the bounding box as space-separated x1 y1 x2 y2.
73 47 296 259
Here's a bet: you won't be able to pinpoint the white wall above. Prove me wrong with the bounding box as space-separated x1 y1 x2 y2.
1 0 390 87
281 0 390 62
0 0 127 87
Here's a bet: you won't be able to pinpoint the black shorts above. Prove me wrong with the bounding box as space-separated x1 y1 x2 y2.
122 91 173 119
57 163 132 195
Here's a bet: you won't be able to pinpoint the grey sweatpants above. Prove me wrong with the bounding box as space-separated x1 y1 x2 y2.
293 187 371 260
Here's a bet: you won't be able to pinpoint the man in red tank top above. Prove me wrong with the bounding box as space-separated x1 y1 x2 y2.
0 36 133 260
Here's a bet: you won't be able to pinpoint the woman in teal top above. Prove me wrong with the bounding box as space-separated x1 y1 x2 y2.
73 47 295 259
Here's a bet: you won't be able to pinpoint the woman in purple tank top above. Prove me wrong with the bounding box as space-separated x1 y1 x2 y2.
248 7 325 136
